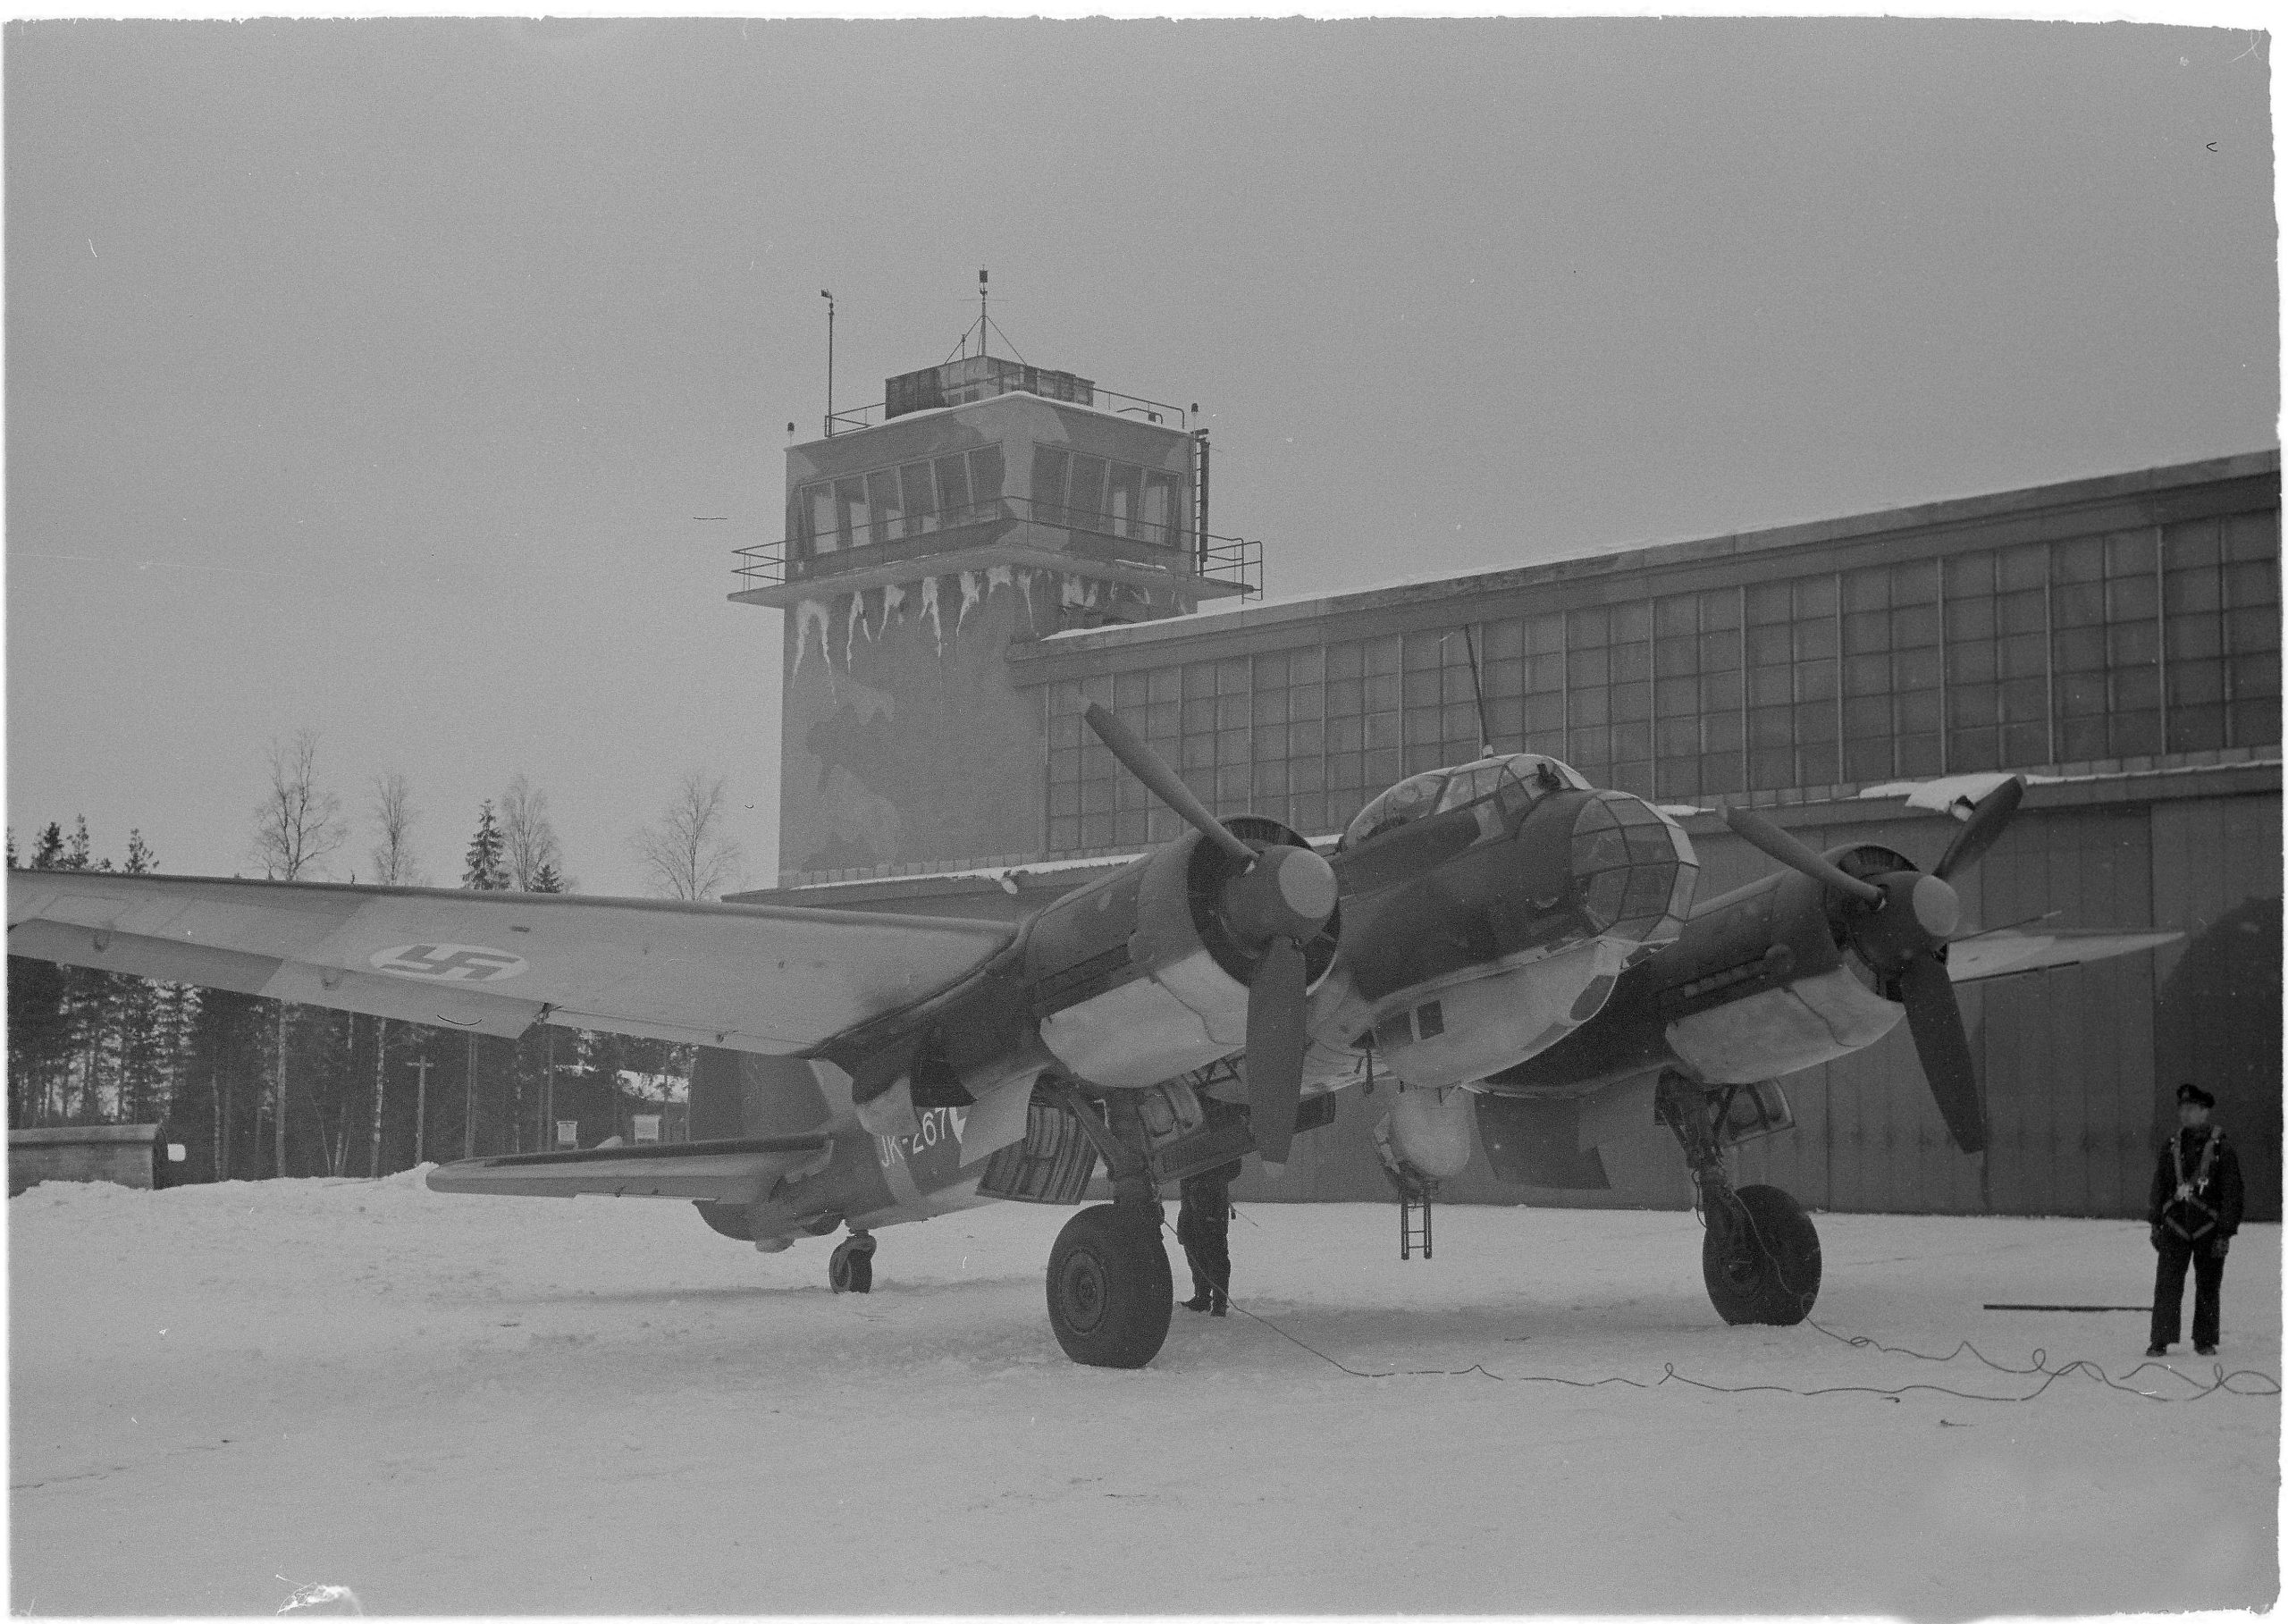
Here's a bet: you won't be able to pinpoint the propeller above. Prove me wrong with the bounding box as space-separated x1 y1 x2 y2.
1933 776 2023 881
1083 703 1336 1163
1720 806 1883 903
1083 703 1258 868
1721 779 2024 1155
1245 938 1310 1164
1897 955 1983 1153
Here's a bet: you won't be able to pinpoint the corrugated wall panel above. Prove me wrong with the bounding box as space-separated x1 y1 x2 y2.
2149 792 2283 1221
1981 973 2042 1214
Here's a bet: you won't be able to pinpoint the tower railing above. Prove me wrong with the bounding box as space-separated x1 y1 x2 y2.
822 383 1190 437
734 496 1258 598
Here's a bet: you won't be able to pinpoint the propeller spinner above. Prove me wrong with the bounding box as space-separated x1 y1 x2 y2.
1721 780 2025 1155
1083 704 1336 1163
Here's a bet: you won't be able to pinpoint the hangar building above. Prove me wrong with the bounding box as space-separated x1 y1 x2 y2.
732 352 2281 1224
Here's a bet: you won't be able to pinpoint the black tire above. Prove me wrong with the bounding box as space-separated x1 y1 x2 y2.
1046 1203 1173 1368
829 1236 875 1295
1703 1183 1821 1325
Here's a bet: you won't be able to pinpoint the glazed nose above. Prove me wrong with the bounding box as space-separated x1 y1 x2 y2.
1571 791 1698 943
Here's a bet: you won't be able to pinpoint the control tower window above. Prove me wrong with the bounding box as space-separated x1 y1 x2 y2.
970 442 1005 507
934 454 972 521
1107 462 1143 539
1032 446 1069 519
900 463 935 535
866 469 904 544
1068 455 1106 523
794 445 1012 560
1144 470 1182 545
804 484 837 554
1029 448 1182 547
834 478 869 551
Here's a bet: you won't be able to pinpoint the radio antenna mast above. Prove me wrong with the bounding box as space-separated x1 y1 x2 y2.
1450 627 1494 758
820 289 836 436
978 268 988 359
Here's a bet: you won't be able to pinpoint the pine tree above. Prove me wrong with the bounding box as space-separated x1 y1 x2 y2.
13 824 69 1121
463 802 508 891
529 862 564 894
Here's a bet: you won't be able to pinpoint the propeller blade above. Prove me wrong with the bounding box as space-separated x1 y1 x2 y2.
1721 806 1884 904
1244 936 1309 1165
1898 954 1986 1153
1083 703 1257 866
1933 777 2025 881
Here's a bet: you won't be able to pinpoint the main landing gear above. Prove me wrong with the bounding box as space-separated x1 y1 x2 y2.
1656 1072 1821 1325
1047 1204 1173 1367
1039 1084 1193 1368
829 1231 876 1294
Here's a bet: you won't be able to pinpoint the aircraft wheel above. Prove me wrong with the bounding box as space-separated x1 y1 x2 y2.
1703 1183 1821 1325
1046 1203 1173 1368
829 1233 876 1295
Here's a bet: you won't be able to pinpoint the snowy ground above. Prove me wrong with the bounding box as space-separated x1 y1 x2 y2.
10 1174 2279 1620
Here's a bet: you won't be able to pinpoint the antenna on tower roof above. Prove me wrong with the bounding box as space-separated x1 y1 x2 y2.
946 268 1026 367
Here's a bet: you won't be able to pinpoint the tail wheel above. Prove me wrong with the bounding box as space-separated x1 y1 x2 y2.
1047 1203 1173 1368
829 1233 875 1295
1703 1183 1821 1325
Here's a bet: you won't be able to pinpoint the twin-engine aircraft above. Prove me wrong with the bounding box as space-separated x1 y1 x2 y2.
8 708 2174 1367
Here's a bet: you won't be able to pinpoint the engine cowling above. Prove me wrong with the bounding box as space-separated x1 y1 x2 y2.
1026 817 1336 1089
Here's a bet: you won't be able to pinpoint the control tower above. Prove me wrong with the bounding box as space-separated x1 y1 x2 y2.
735 349 1256 885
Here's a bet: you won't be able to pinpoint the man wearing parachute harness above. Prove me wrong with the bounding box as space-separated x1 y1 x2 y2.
2146 1082 2244 1359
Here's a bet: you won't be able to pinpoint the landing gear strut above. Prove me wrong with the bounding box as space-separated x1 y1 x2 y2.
829 1231 875 1294
1656 1072 1821 1325
1040 1083 1179 1368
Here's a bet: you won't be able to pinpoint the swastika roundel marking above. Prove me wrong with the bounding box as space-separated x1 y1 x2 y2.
368 943 531 983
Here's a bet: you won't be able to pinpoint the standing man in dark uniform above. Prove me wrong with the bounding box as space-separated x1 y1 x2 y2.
2147 1082 2243 1359
1177 1158 1241 1317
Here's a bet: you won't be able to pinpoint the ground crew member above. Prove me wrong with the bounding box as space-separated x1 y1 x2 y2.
1177 1158 1241 1317
2147 1082 2243 1359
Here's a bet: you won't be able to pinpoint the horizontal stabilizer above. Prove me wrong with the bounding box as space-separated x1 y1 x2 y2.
1944 926 2180 985
426 1134 833 1201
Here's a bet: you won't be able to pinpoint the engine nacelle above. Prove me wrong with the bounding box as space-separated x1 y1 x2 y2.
1026 817 1334 1089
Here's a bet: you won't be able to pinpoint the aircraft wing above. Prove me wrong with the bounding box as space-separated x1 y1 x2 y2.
1944 925 2181 985
5 871 1014 1055
426 1134 834 1200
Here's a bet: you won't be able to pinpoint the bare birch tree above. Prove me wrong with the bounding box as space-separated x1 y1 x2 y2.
368 771 425 887
250 730 346 883
499 773 567 892
366 770 422 1175
631 770 744 901
249 729 344 1179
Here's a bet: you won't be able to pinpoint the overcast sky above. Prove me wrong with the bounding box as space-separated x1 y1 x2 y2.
6 18 2275 893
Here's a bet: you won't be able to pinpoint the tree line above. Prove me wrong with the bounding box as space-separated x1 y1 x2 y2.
8 733 747 1182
